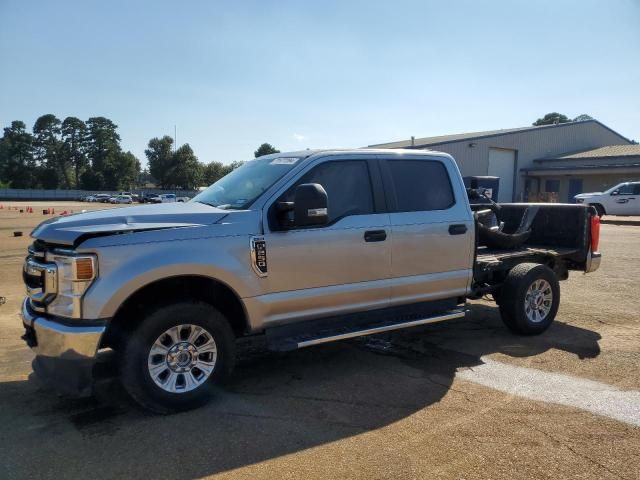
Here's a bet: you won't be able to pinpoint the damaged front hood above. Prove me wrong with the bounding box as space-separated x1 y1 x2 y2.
31 202 229 246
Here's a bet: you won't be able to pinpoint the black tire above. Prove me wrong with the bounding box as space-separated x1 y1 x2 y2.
498 263 560 335
591 204 605 217
121 302 236 414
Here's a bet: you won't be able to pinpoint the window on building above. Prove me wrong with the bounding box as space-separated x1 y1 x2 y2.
386 160 454 212
545 180 560 193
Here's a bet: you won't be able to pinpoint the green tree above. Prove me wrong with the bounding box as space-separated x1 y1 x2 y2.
91 150 140 191
573 114 594 122
33 114 67 188
61 117 88 188
172 144 202 189
85 117 121 188
145 136 175 188
532 112 571 126
0 121 36 188
202 161 226 185
254 143 279 158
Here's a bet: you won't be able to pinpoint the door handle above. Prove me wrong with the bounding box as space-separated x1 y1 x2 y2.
615 199 629 203
364 230 387 242
448 224 468 235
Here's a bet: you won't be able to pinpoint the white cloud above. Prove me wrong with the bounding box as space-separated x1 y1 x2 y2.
293 133 305 142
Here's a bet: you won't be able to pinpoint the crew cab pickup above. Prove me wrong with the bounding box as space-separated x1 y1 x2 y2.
574 181 640 216
20 149 602 413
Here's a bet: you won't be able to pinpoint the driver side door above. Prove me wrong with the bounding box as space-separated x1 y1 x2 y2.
608 183 637 215
253 158 391 327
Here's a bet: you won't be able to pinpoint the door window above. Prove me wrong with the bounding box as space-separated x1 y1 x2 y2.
386 160 454 212
279 160 375 225
617 184 636 195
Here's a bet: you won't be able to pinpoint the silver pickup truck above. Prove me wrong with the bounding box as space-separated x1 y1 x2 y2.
21 149 602 413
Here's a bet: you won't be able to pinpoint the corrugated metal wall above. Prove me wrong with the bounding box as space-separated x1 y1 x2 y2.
411 122 630 198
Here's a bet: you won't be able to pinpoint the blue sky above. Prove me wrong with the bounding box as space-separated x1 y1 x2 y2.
1 0 639 166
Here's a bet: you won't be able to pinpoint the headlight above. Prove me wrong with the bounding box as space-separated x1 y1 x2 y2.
46 252 98 318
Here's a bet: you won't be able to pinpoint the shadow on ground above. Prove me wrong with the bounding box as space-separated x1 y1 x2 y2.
0 304 600 479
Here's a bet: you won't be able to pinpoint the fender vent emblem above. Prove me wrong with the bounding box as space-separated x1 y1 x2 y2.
250 236 268 277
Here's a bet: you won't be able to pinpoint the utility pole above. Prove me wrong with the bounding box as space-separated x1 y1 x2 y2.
174 125 177 153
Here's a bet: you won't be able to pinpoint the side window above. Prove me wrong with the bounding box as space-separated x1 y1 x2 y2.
617 184 635 195
634 184 640 195
386 160 454 212
282 160 374 224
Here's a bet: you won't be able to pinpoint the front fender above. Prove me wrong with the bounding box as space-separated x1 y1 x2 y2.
81 235 262 320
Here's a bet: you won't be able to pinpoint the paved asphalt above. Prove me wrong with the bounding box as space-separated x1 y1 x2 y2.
0 204 638 479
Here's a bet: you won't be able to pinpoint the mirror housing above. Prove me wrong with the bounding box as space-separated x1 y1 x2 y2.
294 183 328 227
611 190 619 196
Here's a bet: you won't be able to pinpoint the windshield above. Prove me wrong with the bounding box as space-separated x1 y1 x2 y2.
193 156 301 209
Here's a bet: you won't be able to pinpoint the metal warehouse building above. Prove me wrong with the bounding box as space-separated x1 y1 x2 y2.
370 120 636 203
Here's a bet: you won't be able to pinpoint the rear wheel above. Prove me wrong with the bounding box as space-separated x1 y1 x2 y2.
499 263 560 335
121 302 235 414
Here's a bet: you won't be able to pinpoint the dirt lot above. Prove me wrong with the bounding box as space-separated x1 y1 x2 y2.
0 202 639 479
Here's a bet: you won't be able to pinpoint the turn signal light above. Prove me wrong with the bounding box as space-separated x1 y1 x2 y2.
75 257 95 280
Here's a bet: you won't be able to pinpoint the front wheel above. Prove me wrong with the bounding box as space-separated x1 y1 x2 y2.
591 204 605 217
499 263 560 335
121 302 236 414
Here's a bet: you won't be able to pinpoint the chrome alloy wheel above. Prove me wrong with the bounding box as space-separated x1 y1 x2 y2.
147 324 217 393
524 279 553 323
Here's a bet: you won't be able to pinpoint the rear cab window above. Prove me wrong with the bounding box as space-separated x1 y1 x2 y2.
382 159 455 212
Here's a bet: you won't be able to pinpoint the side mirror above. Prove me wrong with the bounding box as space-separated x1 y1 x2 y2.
611 190 619 196
294 183 328 227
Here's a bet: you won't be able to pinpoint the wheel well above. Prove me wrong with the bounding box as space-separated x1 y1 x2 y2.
102 276 248 349
589 203 606 215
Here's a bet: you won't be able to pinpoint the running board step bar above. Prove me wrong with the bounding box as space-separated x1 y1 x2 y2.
267 308 467 352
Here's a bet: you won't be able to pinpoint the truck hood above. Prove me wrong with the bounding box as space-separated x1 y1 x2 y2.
31 202 229 246
574 192 603 199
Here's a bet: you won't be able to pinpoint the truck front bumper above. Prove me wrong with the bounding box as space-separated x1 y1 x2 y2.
21 299 106 397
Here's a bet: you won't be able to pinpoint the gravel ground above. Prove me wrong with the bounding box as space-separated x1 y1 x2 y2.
0 202 638 479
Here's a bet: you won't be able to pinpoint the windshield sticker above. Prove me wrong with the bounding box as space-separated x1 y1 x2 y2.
270 157 299 165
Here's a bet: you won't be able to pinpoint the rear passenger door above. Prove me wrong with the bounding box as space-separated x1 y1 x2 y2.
381 157 474 306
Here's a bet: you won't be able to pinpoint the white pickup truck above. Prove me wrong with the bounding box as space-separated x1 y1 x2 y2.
574 181 640 216
21 149 602 413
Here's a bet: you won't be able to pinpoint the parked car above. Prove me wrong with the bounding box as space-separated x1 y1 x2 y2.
110 194 133 204
142 194 162 203
139 193 156 203
20 149 601 413
89 194 111 203
574 181 640 216
83 195 96 202
177 196 191 202
159 193 176 203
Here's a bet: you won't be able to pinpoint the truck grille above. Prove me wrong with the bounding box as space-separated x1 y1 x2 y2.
23 242 57 309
